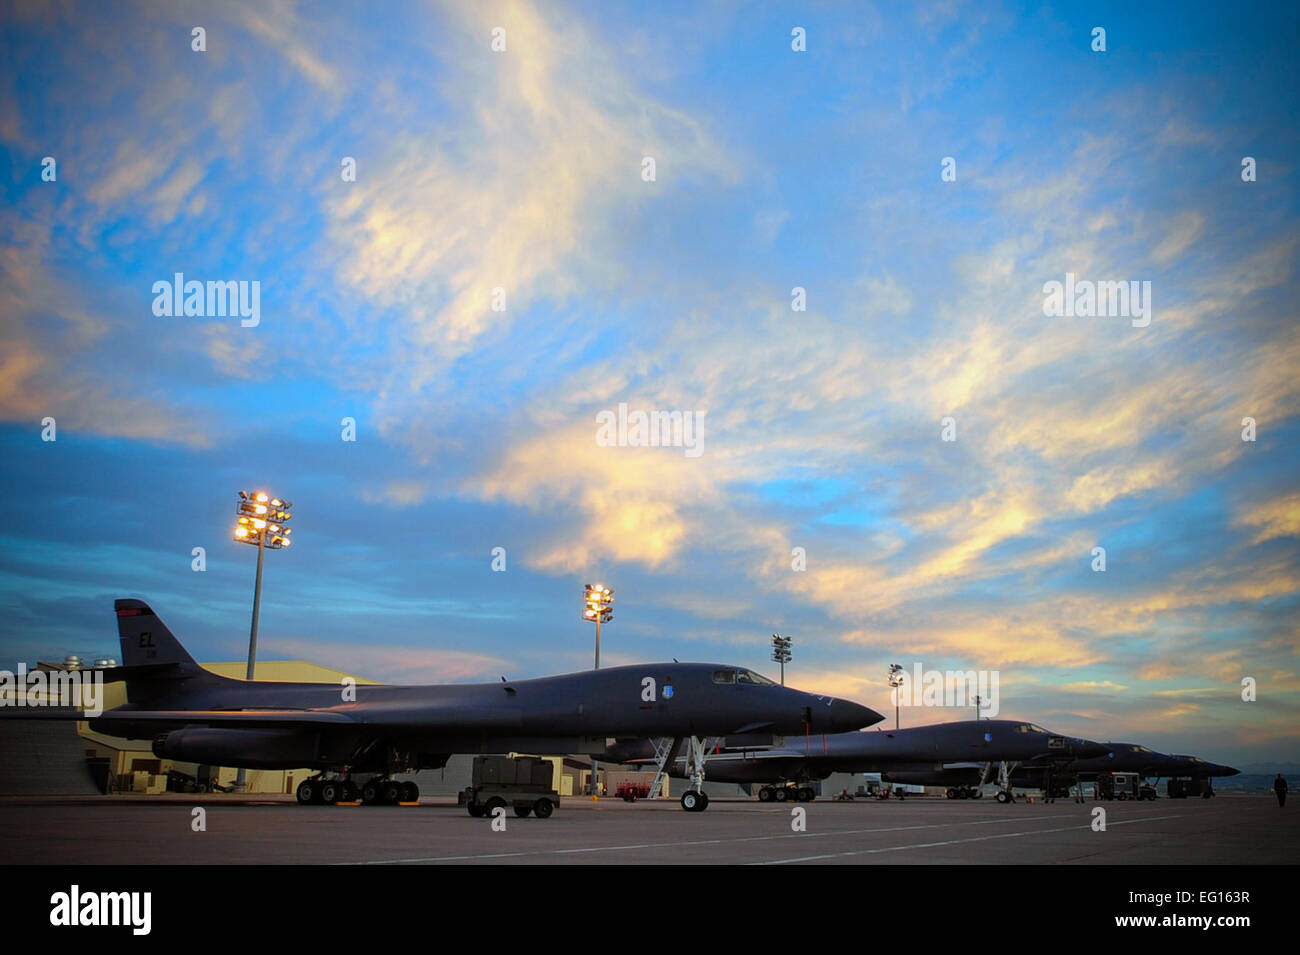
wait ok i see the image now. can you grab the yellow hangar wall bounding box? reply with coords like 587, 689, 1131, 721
79, 660, 378, 795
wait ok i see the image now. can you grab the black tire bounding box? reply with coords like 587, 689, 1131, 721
515, 805, 532, 817
467, 803, 484, 818
381, 781, 402, 805
296, 780, 317, 805
319, 781, 341, 804
680, 791, 701, 812
697, 791, 709, 810
946, 788, 956, 799
341, 780, 358, 802
533, 799, 554, 819
484, 796, 507, 817
361, 781, 380, 805
996, 790, 1010, 804
799, 787, 814, 802
774, 787, 789, 802
758, 787, 774, 802
400, 781, 418, 803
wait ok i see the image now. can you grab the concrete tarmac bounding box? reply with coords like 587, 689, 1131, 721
1, 793, 1293, 865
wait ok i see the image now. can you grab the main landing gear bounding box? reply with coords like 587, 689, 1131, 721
758, 785, 816, 802
360, 778, 419, 805
295, 775, 418, 806
296, 775, 358, 805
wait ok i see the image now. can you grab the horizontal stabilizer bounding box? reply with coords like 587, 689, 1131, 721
94, 709, 358, 728
0, 707, 86, 720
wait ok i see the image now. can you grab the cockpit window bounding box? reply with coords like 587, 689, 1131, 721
712, 669, 736, 684
1028, 724, 1050, 734
736, 669, 776, 686
1015, 724, 1030, 733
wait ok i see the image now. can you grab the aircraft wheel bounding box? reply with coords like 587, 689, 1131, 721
946, 788, 955, 799
995, 790, 1011, 804
319, 780, 341, 804
340, 780, 357, 802
758, 787, 774, 802
515, 805, 532, 817
799, 787, 815, 801
381, 780, 402, 805
680, 790, 704, 812
296, 780, 318, 805
361, 781, 381, 805
400, 781, 419, 803
533, 799, 554, 819
774, 787, 789, 802
972, 789, 982, 799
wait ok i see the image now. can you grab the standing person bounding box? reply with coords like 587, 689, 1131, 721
1274, 774, 1288, 808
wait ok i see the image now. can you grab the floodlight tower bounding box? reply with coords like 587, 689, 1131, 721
582, 583, 613, 669
233, 490, 293, 790
582, 583, 613, 795
888, 663, 905, 730
770, 633, 792, 685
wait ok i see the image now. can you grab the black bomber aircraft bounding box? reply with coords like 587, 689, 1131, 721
600, 718, 1108, 803
8, 599, 882, 812
881, 741, 1240, 799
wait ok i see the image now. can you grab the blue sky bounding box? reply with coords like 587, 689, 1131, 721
1, 1, 1297, 766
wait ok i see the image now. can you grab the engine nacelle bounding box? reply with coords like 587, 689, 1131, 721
152, 727, 323, 769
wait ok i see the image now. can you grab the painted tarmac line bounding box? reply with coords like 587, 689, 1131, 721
751, 814, 1186, 865
340, 812, 1178, 865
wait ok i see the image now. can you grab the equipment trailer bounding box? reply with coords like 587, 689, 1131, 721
461, 755, 560, 818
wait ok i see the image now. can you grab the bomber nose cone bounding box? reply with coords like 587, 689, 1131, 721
830, 699, 884, 733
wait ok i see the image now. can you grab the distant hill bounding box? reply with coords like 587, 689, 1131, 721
1240, 762, 1300, 776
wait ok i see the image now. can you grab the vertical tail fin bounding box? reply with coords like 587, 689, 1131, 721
114, 598, 200, 668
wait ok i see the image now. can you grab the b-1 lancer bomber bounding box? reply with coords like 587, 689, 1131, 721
601, 718, 1108, 803
4, 599, 881, 812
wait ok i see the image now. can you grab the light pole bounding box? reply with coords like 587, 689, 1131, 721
771, 634, 792, 685
888, 664, 905, 730
232, 490, 293, 790
583, 583, 613, 668
582, 583, 613, 795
